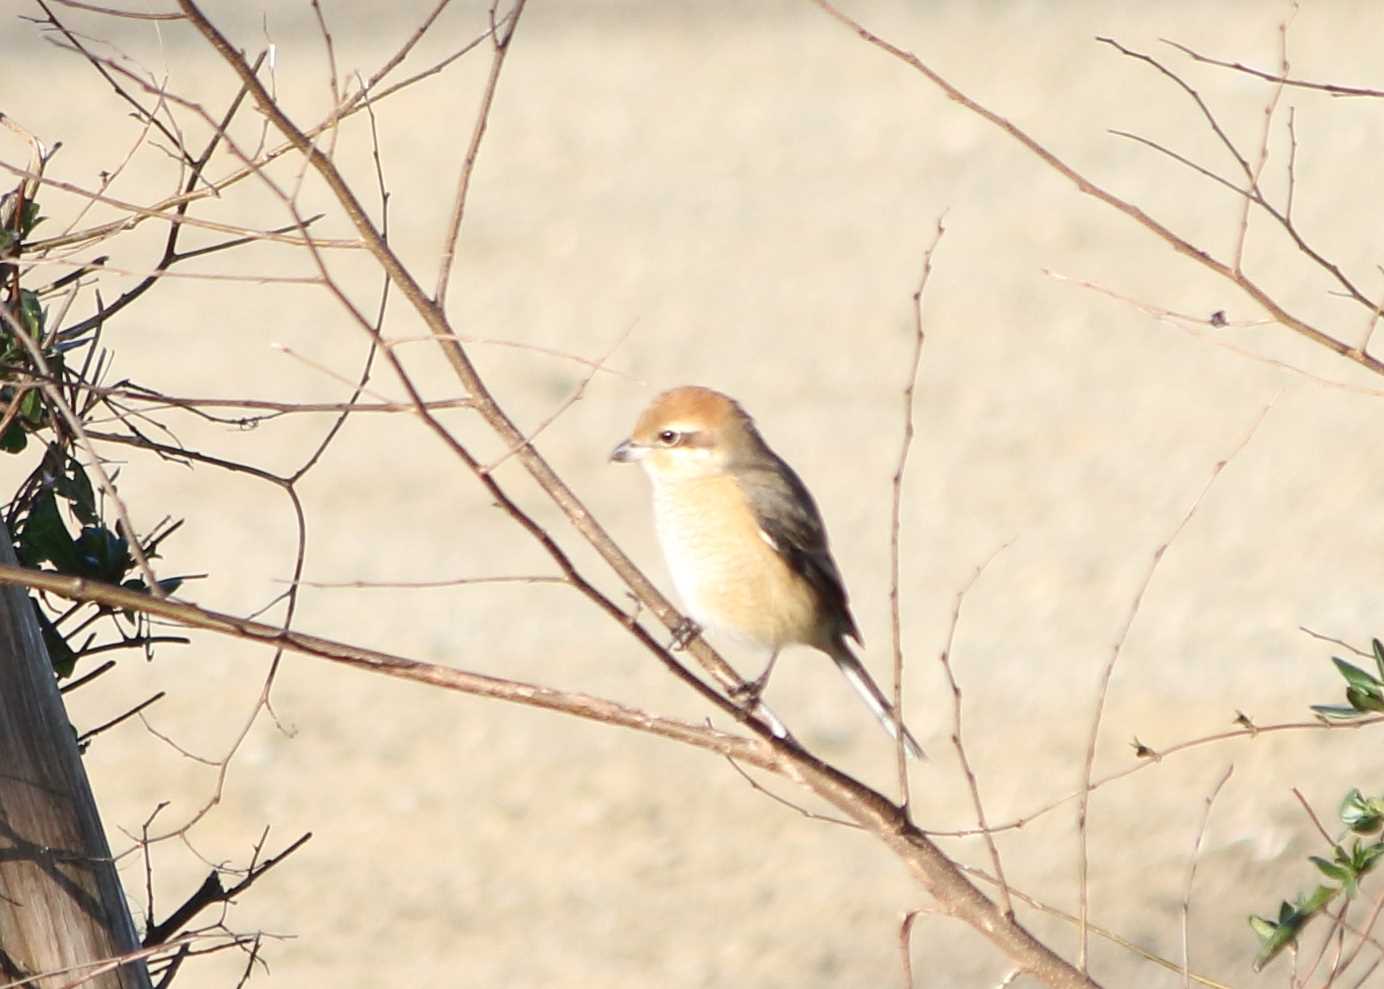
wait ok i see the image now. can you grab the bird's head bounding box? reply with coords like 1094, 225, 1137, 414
610, 385, 759, 481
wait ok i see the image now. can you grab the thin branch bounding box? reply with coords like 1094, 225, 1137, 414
721, 755, 859, 829
1042, 268, 1384, 399
48, 0, 182, 19
899, 910, 925, 988
937, 540, 1013, 920
433, 0, 527, 309
1181, 765, 1234, 988
1231, 10, 1293, 273
1077, 398, 1275, 969
890, 215, 945, 805
928, 711, 1384, 840
75, 691, 165, 746
1292, 786, 1337, 847
964, 864, 1233, 989
806, 1, 1384, 378
0, 304, 163, 593
142, 832, 311, 947
1098, 36, 1374, 316
1161, 37, 1384, 99
1095, 37, 1254, 184
480, 319, 637, 474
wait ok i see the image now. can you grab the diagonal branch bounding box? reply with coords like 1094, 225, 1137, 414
433, 0, 526, 309
807, 1, 1384, 376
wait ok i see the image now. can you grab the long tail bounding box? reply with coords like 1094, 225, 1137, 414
829, 641, 926, 760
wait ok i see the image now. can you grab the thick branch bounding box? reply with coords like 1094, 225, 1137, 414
0, 562, 1101, 988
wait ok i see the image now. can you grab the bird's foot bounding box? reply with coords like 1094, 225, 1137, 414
729, 675, 767, 706
669, 618, 701, 651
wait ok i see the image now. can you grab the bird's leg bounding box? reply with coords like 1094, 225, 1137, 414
668, 617, 701, 651
730, 649, 780, 704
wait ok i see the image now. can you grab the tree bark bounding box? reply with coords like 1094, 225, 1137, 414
0, 534, 151, 989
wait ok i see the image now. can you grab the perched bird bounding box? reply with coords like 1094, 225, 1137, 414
611, 385, 924, 759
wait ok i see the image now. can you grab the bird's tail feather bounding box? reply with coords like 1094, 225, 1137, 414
829, 642, 926, 760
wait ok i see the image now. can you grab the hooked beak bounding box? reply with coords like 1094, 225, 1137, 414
610, 438, 645, 463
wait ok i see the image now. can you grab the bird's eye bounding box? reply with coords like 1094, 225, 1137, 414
656, 429, 681, 447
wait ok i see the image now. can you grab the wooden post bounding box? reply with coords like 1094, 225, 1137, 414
0, 536, 152, 989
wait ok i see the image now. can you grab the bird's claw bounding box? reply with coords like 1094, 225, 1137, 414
729, 677, 766, 706
669, 618, 701, 651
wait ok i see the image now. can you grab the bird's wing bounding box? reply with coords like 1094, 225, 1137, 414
739, 454, 862, 645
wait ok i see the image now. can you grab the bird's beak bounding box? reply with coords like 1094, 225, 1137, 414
610, 438, 642, 463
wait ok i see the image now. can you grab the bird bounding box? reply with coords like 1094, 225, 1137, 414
611, 385, 924, 759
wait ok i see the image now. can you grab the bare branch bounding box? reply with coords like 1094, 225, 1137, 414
806, 1, 1384, 378
890, 215, 946, 804
1181, 765, 1234, 988
433, 0, 527, 308
1161, 37, 1384, 99
1077, 398, 1275, 969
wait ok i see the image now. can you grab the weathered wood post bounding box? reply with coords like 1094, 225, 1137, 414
0, 537, 151, 989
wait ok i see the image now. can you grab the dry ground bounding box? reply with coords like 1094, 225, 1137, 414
5, 1, 1384, 986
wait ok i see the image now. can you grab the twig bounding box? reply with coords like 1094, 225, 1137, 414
963, 864, 1233, 989
1181, 765, 1234, 988
48, 0, 182, 19
1232, 8, 1293, 273
1098, 36, 1374, 316
433, 0, 527, 309
1161, 37, 1384, 99
480, 318, 638, 474
722, 755, 859, 829
1292, 786, 1337, 847
1041, 269, 1384, 400
928, 711, 1384, 840
899, 910, 924, 988
57, 658, 115, 693
0, 304, 163, 593
806, 0, 1384, 378
76, 691, 165, 746
289, 574, 566, 590
142, 832, 311, 947
1077, 397, 1275, 969
936, 540, 1014, 921
890, 215, 946, 804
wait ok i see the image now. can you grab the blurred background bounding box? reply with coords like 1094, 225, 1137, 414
5, 0, 1384, 985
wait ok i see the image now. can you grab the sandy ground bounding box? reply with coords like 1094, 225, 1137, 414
6, 1, 1384, 986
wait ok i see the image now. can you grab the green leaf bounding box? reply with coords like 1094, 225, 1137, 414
55, 456, 98, 525
31, 600, 76, 678
1374, 639, 1384, 683
1251, 903, 1310, 972
16, 489, 80, 572
1310, 704, 1365, 720
1340, 789, 1384, 835
1355, 841, 1384, 874
1345, 686, 1384, 713
19, 200, 42, 237
1296, 884, 1338, 915
1332, 657, 1384, 691
0, 420, 28, 454
17, 289, 44, 337
73, 525, 131, 582
1310, 856, 1348, 882
18, 388, 44, 426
